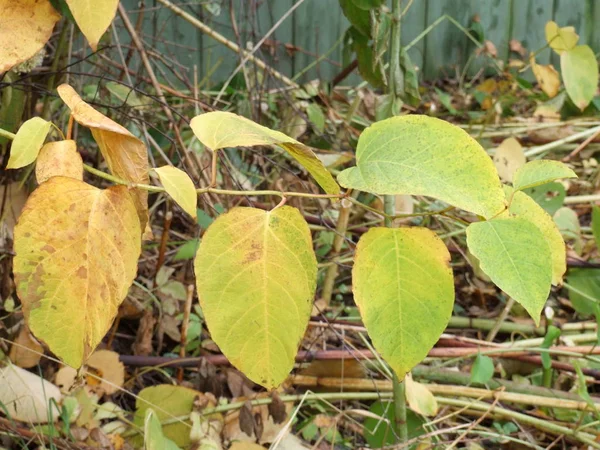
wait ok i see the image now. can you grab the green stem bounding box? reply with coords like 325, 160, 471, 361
0, 128, 16, 140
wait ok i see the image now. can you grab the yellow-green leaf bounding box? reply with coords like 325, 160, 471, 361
57, 84, 151, 237
545, 21, 579, 54
352, 227, 454, 379
337, 115, 505, 218
194, 206, 317, 388
0, 0, 60, 73
513, 160, 577, 192
7, 118, 52, 169
154, 166, 197, 219
14, 177, 141, 367
189, 111, 340, 195
35, 140, 83, 184
144, 409, 182, 450
561, 45, 599, 111
405, 373, 438, 417
134, 385, 215, 448
506, 187, 566, 285
466, 217, 552, 325
64, 0, 119, 51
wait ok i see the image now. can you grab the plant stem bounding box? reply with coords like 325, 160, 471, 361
0, 128, 16, 140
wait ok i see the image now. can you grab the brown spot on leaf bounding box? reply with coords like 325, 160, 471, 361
76, 266, 87, 278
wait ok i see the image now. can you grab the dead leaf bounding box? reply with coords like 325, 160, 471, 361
86, 350, 124, 395
0, 182, 28, 248
57, 84, 151, 238
509, 39, 526, 57
530, 55, 560, 98
493, 137, 526, 183
0, 364, 62, 423
133, 310, 155, 356
268, 391, 287, 424
9, 324, 44, 368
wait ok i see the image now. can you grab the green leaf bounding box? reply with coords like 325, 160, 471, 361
364, 401, 425, 448
154, 166, 198, 219
466, 217, 552, 325
339, 0, 371, 36
592, 206, 600, 249
306, 103, 325, 133
470, 353, 494, 384
561, 45, 599, 111
523, 182, 566, 215
143, 409, 182, 450
506, 187, 566, 285
565, 268, 600, 316
134, 385, 203, 448
352, 227, 454, 379
190, 111, 340, 195
173, 239, 199, 261
337, 115, 505, 218
350, 0, 385, 10
512, 160, 577, 192
553, 206, 581, 244
7, 117, 52, 169
194, 206, 317, 388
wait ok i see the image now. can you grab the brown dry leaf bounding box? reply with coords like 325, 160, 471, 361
509, 39, 526, 56
0, 182, 28, 247
86, 350, 124, 395
55, 366, 78, 394
36, 140, 83, 184
528, 125, 575, 145
229, 443, 266, 450
0, 0, 60, 73
9, 324, 44, 368
532, 105, 561, 122
57, 84, 151, 238
224, 396, 293, 445
493, 137, 526, 183
530, 55, 560, 98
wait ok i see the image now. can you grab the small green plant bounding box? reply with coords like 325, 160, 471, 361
4, 80, 576, 392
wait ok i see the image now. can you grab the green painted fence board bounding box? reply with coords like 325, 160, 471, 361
119, 0, 599, 86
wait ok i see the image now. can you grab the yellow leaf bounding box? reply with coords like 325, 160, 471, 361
154, 166, 197, 219
405, 373, 438, 417
64, 0, 119, 51
7, 117, 52, 169
190, 111, 340, 195
493, 138, 526, 183
14, 177, 141, 368
194, 207, 317, 389
545, 21, 579, 54
57, 84, 151, 238
0, 0, 60, 73
530, 55, 560, 98
36, 140, 83, 184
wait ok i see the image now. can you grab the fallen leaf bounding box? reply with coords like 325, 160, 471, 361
57, 84, 151, 237
530, 55, 560, 98
86, 350, 125, 396
8, 324, 44, 368
493, 137, 526, 183
0, 0, 60, 73
0, 364, 62, 423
